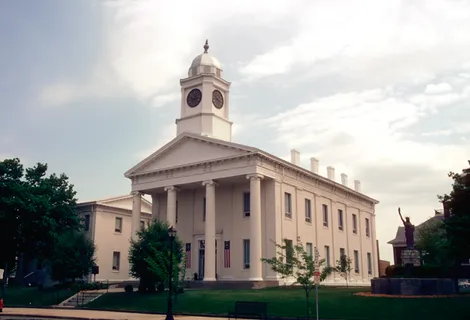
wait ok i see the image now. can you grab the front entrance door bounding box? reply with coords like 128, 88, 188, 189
198, 240, 205, 280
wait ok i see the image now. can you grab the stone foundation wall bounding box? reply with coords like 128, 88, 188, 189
371, 278, 457, 295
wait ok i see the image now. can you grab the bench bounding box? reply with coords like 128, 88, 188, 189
228, 301, 268, 320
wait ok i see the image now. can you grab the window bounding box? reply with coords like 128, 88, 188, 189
243, 192, 250, 217
112, 252, 121, 271
338, 209, 344, 230
115, 217, 122, 233
322, 204, 328, 227
140, 220, 145, 230
203, 197, 206, 221
365, 218, 370, 237
352, 214, 357, 234
176, 200, 179, 224
243, 239, 250, 269
367, 252, 372, 275
306, 243, 313, 257
305, 199, 312, 223
285, 192, 292, 218
84, 214, 90, 232
325, 245, 331, 267
340, 247, 345, 258
354, 250, 359, 273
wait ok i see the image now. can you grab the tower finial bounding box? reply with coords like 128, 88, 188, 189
203, 39, 209, 53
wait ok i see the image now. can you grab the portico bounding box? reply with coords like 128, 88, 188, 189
128, 156, 269, 282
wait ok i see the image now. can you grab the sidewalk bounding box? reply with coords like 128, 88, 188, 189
0, 308, 227, 320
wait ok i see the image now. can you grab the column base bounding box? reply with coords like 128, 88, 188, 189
249, 277, 264, 281
203, 277, 217, 282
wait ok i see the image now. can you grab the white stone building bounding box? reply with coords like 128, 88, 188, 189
77, 195, 152, 282
125, 41, 379, 286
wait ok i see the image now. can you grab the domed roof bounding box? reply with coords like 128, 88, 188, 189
188, 40, 222, 74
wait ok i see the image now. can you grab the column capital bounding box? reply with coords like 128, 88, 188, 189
202, 180, 217, 187
246, 173, 264, 181
164, 186, 179, 192
131, 191, 143, 197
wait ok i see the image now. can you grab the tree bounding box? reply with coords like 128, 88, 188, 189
415, 219, 451, 267
438, 161, 470, 265
0, 158, 81, 284
261, 239, 332, 319
129, 220, 183, 291
49, 231, 96, 283
333, 255, 352, 287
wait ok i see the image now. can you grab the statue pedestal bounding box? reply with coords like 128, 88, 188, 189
401, 249, 421, 267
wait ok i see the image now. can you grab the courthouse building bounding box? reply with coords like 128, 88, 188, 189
124, 41, 379, 286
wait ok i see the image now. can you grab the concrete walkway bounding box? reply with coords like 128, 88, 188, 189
0, 308, 227, 320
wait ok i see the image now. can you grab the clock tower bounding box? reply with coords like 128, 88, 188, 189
176, 40, 233, 141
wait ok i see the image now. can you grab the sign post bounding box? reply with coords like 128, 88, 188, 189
314, 247, 320, 320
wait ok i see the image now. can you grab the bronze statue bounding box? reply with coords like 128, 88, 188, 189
398, 207, 415, 249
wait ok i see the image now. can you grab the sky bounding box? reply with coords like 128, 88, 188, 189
1, 0, 470, 263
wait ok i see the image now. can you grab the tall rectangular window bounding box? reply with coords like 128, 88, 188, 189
325, 245, 331, 267
203, 197, 206, 221
322, 204, 328, 227
354, 250, 359, 273
365, 218, 370, 237
285, 192, 292, 218
84, 214, 90, 232
338, 209, 344, 230
306, 243, 313, 257
112, 251, 121, 271
305, 199, 312, 223
243, 239, 250, 269
340, 247, 345, 258
243, 192, 250, 217
115, 217, 122, 233
367, 252, 372, 275
176, 200, 179, 224
140, 220, 145, 230
352, 214, 358, 234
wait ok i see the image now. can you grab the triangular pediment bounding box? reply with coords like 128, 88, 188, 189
125, 133, 257, 177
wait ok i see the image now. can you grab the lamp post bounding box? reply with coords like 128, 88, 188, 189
166, 226, 177, 320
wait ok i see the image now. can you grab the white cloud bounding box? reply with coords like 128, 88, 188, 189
424, 82, 452, 94
240, 0, 470, 86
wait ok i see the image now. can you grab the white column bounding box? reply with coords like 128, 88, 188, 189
131, 191, 142, 241
203, 180, 216, 281
371, 213, 378, 277
247, 174, 264, 281
151, 194, 159, 221
164, 186, 177, 227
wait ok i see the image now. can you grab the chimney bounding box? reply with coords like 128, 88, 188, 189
327, 166, 335, 181
341, 173, 348, 186
290, 149, 300, 166
443, 200, 451, 219
310, 157, 319, 174
354, 180, 361, 192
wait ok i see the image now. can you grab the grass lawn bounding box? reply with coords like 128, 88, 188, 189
2, 286, 75, 306
87, 286, 469, 320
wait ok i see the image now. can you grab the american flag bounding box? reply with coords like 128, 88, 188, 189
185, 243, 191, 268
224, 241, 231, 268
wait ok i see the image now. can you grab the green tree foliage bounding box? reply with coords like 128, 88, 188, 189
439, 160, 470, 265
129, 220, 183, 291
261, 239, 332, 319
0, 158, 80, 275
333, 255, 352, 287
415, 219, 451, 267
50, 231, 96, 282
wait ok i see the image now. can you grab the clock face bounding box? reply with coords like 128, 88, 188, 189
212, 90, 224, 109
187, 88, 202, 108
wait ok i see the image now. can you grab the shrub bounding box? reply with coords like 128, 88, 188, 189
124, 284, 133, 293
157, 282, 165, 292
176, 286, 184, 294
147, 284, 156, 293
